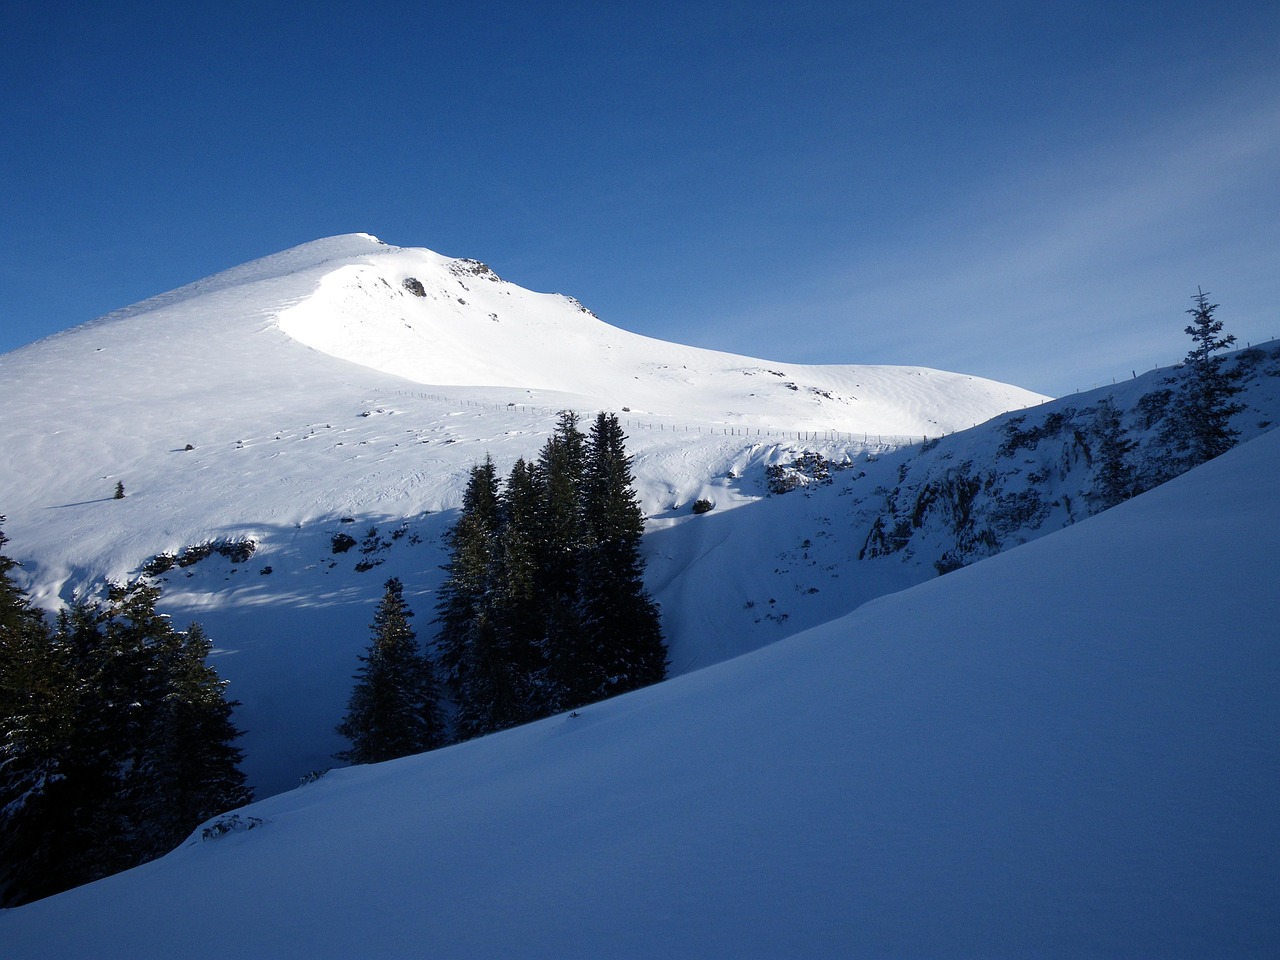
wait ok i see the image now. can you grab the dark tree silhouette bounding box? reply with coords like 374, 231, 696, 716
337, 578, 444, 764
1171, 288, 1244, 466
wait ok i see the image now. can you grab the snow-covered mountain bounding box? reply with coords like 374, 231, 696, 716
3, 235, 1278, 954
3, 380, 1276, 959
0, 234, 1046, 794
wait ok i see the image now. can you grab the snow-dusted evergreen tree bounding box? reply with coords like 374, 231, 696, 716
577, 412, 666, 706
0, 520, 68, 906
337, 577, 444, 764
492, 457, 546, 691
533, 411, 593, 710
1089, 398, 1138, 510
150, 621, 252, 846
0, 578, 250, 906
0, 621, 75, 906
458, 457, 547, 735
1164, 288, 1244, 469
435, 457, 501, 694
0, 519, 38, 636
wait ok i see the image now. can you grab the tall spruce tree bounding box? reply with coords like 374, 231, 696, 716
0, 520, 69, 905
460, 457, 548, 734
1173, 288, 1244, 466
492, 457, 545, 687
337, 577, 444, 764
150, 621, 252, 849
0, 612, 79, 907
1090, 398, 1138, 510
435, 457, 501, 694
577, 412, 667, 705
534, 411, 593, 710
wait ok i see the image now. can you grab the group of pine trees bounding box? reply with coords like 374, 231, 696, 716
0, 523, 251, 906
336, 410, 666, 762
1090, 288, 1244, 508
0, 410, 663, 904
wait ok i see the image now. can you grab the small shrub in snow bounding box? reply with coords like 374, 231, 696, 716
215, 539, 257, 564
766, 464, 803, 495
201, 815, 265, 841
331, 533, 357, 554
768, 452, 846, 495
142, 553, 177, 576
691, 499, 714, 514
177, 543, 214, 567
360, 526, 391, 555
934, 552, 965, 575
144, 539, 257, 576
1235, 346, 1266, 369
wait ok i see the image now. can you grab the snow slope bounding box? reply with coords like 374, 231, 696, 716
0, 235, 1046, 794
3, 404, 1275, 959
273, 238, 1040, 432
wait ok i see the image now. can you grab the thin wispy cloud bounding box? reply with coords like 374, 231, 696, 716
761, 80, 1280, 395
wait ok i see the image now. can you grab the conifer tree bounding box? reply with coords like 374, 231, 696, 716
0, 520, 70, 905
451, 611, 532, 740
337, 577, 444, 764
476, 457, 548, 726
534, 411, 588, 590
1173, 288, 1244, 466
0, 519, 39, 637
435, 457, 501, 693
1090, 398, 1138, 510
0, 576, 250, 905
492, 457, 544, 681
534, 412, 592, 710
150, 621, 252, 849
0, 619, 81, 906
0, 519, 56, 784
577, 412, 667, 705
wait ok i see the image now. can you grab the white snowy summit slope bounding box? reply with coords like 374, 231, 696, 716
3, 403, 1276, 959
269, 235, 1041, 431
0, 234, 1045, 794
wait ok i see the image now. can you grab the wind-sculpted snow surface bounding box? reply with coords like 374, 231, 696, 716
0, 235, 1046, 794
4, 414, 1276, 959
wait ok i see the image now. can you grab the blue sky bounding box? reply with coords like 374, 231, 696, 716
3, 1, 1277, 397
